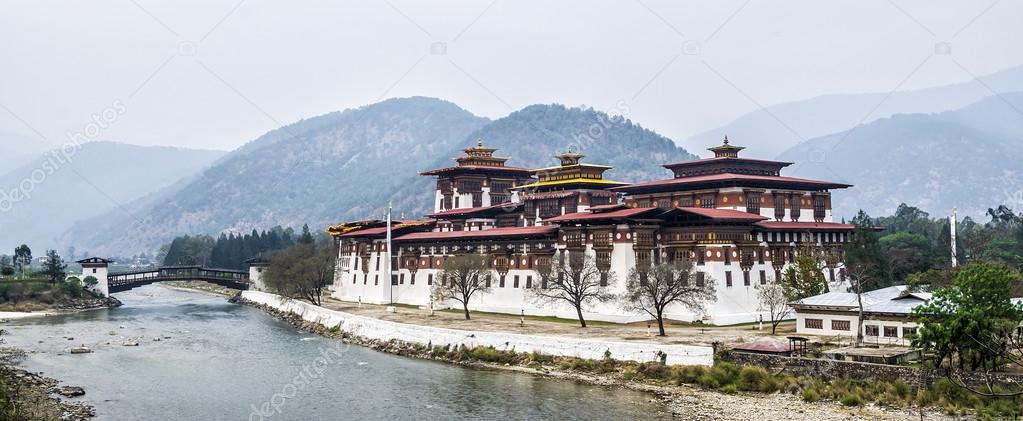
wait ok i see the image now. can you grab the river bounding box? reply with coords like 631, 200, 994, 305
2, 286, 669, 420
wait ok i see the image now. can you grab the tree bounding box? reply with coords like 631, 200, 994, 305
13, 244, 31, 278
431, 254, 492, 320
298, 224, 315, 245
0, 255, 13, 277
781, 254, 828, 300
529, 252, 615, 327
82, 275, 99, 292
755, 280, 792, 335
40, 250, 66, 284
263, 238, 336, 306
845, 210, 888, 346
912, 262, 1023, 396
621, 258, 716, 336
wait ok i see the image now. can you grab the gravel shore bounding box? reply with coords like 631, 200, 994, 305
0, 363, 95, 420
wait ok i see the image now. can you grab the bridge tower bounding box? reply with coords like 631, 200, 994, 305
245, 257, 271, 292
77, 257, 112, 297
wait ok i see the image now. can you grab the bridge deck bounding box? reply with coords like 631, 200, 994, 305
108, 265, 251, 293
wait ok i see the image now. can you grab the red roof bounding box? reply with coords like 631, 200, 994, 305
396, 226, 558, 241
731, 340, 793, 354
420, 165, 533, 176
587, 203, 628, 212
544, 207, 662, 223
664, 207, 770, 222
611, 172, 852, 192
427, 203, 521, 218
663, 156, 793, 169
338, 220, 435, 238
754, 221, 855, 231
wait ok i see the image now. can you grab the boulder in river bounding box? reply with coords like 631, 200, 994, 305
70, 346, 92, 354
123, 341, 139, 347
57, 386, 86, 397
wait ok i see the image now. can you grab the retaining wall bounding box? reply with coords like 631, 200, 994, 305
242, 291, 713, 366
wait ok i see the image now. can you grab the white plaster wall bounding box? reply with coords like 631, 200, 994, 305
243, 290, 713, 366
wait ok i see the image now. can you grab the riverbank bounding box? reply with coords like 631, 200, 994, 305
160, 281, 239, 297
0, 361, 95, 420
237, 295, 959, 420
0, 297, 122, 322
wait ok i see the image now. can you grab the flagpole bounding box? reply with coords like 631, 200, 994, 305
386, 201, 393, 304
950, 207, 958, 268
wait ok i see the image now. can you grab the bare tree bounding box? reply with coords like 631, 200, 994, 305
430, 254, 492, 320
755, 280, 792, 335
263, 237, 336, 306
529, 251, 615, 327
621, 258, 716, 336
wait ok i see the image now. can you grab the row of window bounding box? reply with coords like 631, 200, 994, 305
802, 319, 917, 338
722, 270, 770, 287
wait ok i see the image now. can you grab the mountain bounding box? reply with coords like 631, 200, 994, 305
64, 98, 698, 256
0, 131, 47, 173
0, 141, 225, 253
778, 92, 1023, 219
687, 65, 1023, 158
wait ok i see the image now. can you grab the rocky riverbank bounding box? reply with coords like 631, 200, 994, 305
56, 296, 122, 311
236, 297, 960, 420
0, 363, 95, 420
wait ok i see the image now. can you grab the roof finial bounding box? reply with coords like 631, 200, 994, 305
723, 135, 729, 145
476, 138, 483, 147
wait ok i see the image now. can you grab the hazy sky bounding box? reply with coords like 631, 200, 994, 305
1, 0, 1021, 154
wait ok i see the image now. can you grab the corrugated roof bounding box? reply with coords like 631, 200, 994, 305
543, 207, 661, 223
395, 225, 558, 241
754, 221, 856, 231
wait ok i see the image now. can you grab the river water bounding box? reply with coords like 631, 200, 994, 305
3, 286, 669, 420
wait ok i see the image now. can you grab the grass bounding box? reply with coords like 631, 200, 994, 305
408, 342, 1023, 419
437, 308, 618, 326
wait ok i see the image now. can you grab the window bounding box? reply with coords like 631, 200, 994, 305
513, 275, 520, 288
743, 271, 750, 286
374, 274, 379, 286
697, 248, 705, 266
746, 193, 760, 215
410, 273, 415, 285
92, 268, 97, 274
391, 274, 398, 286
655, 197, 671, 209
526, 276, 533, 289
375, 255, 380, 271
499, 275, 506, 288
427, 274, 433, 285
814, 196, 826, 221
790, 195, 801, 221
399, 273, 405, 285
759, 270, 767, 285
832, 320, 850, 331
804, 318, 823, 329
679, 196, 694, 207
696, 272, 705, 287
774, 195, 785, 220
865, 325, 879, 337
352, 274, 357, 284
723, 247, 731, 265
700, 194, 715, 208
903, 327, 917, 337
538, 199, 560, 218
725, 271, 733, 287
884, 326, 898, 338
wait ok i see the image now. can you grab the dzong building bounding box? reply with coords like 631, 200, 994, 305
329, 138, 853, 324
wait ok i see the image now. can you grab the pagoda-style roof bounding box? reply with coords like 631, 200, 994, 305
513, 151, 625, 191
611, 172, 852, 194
395, 225, 558, 242
76, 257, 113, 265
420, 139, 533, 177
336, 220, 436, 239
662, 137, 794, 178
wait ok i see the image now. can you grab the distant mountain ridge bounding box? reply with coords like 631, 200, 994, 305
64, 98, 699, 255
0, 141, 225, 252
687, 65, 1023, 158
778, 91, 1023, 219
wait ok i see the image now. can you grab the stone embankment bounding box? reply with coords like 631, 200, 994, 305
0, 364, 95, 420
238, 291, 713, 366
56, 296, 122, 311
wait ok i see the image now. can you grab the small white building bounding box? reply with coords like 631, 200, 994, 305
790, 285, 930, 346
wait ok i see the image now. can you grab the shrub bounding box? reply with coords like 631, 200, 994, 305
840, 393, 864, 407
802, 388, 820, 402
736, 366, 776, 393
720, 384, 737, 394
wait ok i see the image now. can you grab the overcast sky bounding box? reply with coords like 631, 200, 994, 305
1, 0, 1021, 154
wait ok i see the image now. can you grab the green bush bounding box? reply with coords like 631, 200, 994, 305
840, 393, 865, 407
720, 384, 737, 394
801, 388, 820, 402
736, 366, 777, 392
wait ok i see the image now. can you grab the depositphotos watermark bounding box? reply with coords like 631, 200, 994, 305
0, 99, 127, 213
248, 339, 351, 421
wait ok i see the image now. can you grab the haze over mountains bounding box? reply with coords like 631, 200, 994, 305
688, 65, 1023, 159
63, 98, 698, 255
780, 92, 1023, 220
0, 142, 225, 252
5, 63, 1021, 258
